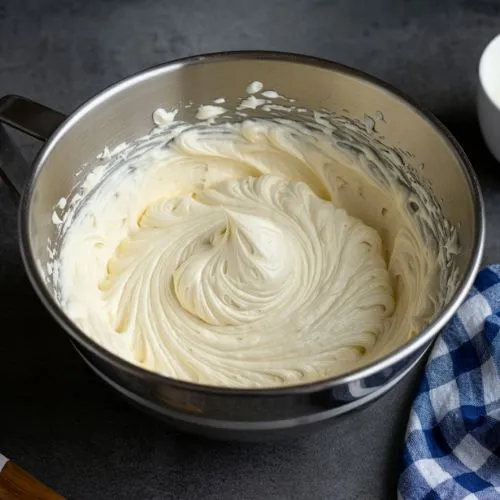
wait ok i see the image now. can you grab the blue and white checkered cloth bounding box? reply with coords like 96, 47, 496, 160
398, 266, 500, 499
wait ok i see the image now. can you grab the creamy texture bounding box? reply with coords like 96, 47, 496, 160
195, 105, 226, 120
246, 81, 264, 94
152, 108, 178, 126
56, 116, 458, 388
238, 96, 267, 110
261, 90, 282, 99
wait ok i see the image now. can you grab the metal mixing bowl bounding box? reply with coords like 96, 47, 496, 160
0, 52, 484, 440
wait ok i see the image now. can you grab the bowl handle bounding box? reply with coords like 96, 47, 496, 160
0, 95, 67, 197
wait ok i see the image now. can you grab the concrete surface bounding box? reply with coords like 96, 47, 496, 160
1, 0, 499, 498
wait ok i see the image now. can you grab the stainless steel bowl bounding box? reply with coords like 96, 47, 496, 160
0, 52, 484, 440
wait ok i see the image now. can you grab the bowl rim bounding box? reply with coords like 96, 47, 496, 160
19, 50, 485, 396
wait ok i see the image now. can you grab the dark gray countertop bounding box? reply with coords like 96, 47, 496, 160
1, 1, 499, 498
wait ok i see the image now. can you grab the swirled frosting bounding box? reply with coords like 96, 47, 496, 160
58, 118, 454, 387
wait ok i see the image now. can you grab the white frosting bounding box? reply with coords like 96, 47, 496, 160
261, 90, 282, 99
238, 96, 267, 110
195, 105, 226, 120
246, 81, 263, 94
52, 212, 63, 225
56, 116, 457, 388
57, 197, 67, 210
262, 103, 294, 113
152, 108, 178, 126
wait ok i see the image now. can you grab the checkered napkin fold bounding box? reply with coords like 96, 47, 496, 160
398, 265, 500, 499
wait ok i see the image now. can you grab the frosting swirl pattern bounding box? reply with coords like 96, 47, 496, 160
58, 118, 448, 387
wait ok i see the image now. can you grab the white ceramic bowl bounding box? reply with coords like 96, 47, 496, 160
478, 34, 500, 162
